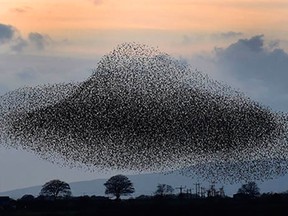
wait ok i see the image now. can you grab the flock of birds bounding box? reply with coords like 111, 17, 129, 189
1, 43, 288, 182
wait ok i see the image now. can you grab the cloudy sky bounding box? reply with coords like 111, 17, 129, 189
1, 0, 288, 193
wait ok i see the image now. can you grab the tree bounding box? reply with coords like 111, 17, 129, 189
40, 179, 72, 199
237, 181, 260, 197
154, 184, 174, 196
104, 175, 135, 200
20, 194, 35, 201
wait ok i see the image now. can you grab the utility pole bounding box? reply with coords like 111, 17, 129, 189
194, 183, 201, 197
200, 187, 206, 198
186, 188, 192, 199
219, 186, 225, 197
176, 185, 186, 195
208, 181, 216, 197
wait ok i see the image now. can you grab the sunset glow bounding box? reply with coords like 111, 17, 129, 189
2, 0, 288, 36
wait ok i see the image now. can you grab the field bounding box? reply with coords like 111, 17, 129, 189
2, 195, 288, 216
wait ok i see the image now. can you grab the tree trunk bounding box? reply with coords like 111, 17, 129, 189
116, 194, 121, 201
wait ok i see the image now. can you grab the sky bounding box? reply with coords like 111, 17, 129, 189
1, 0, 288, 194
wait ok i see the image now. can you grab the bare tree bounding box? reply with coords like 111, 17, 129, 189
40, 179, 71, 199
104, 175, 135, 200
237, 181, 260, 197
154, 184, 174, 196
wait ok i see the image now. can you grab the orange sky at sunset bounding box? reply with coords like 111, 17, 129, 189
2, 0, 288, 37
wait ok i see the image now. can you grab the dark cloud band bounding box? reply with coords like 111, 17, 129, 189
0, 23, 15, 44
0, 23, 51, 52
213, 35, 288, 111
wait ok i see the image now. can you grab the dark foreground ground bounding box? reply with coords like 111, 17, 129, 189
1, 195, 288, 216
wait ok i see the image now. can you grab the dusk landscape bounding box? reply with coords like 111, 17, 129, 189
1, 0, 288, 215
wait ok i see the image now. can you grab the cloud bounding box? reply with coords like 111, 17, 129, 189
11, 7, 29, 13
268, 40, 280, 50
180, 31, 243, 46
217, 35, 265, 54
215, 35, 288, 84
205, 35, 288, 111
0, 24, 15, 44
94, 0, 102, 4
28, 32, 51, 51
10, 37, 28, 52
89, 0, 102, 5
0, 23, 53, 53
212, 31, 243, 40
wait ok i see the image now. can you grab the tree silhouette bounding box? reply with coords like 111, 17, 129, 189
40, 179, 71, 199
154, 184, 174, 196
104, 175, 135, 200
20, 194, 35, 201
237, 181, 260, 197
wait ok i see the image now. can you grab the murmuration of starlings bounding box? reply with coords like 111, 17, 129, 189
1, 43, 287, 182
